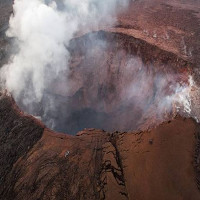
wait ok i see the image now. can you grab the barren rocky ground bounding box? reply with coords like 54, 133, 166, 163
1, 93, 200, 200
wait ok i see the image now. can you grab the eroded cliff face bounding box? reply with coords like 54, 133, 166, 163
10, 0, 200, 134
17, 30, 193, 134
0, 93, 200, 200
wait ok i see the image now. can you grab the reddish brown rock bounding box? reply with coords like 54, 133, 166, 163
0, 94, 200, 200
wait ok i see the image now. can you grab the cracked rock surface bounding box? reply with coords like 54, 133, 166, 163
1, 94, 200, 200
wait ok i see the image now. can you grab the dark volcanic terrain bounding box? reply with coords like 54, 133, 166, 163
0, 0, 12, 68
1, 0, 200, 199
1, 93, 200, 200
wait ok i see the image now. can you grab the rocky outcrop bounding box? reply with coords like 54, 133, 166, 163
0, 93, 44, 198
0, 94, 200, 200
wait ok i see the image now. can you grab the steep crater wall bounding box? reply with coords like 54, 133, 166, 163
17, 31, 193, 134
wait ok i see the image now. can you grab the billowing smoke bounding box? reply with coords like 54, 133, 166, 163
0, 0, 127, 102
31, 29, 196, 134
0, 0, 128, 128
0, 0, 198, 134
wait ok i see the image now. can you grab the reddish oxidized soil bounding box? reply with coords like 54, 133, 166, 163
1, 94, 200, 200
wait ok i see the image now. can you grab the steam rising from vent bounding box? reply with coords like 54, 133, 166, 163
0, 0, 127, 103
0, 0, 199, 134
173, 75, 194, 114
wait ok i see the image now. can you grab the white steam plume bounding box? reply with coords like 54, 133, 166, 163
0, 0, 127, 107
1, 0, 199, 133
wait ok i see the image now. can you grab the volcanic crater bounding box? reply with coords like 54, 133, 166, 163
1, 0, 200, 200
17, 30, 192, 134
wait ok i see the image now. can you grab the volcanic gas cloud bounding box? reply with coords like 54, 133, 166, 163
0, 0, 198, 134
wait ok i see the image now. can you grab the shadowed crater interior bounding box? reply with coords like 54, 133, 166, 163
17, 31, 191, 134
